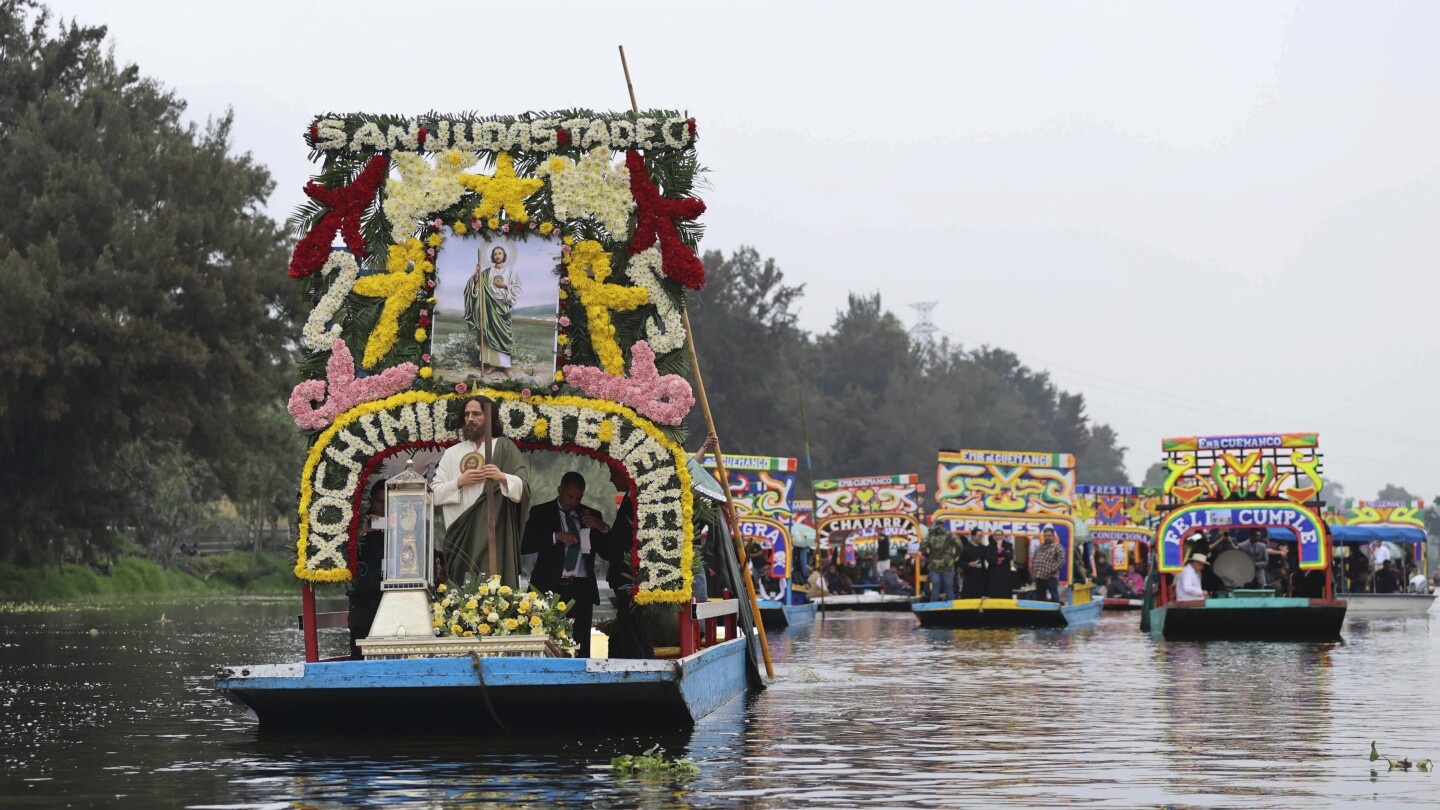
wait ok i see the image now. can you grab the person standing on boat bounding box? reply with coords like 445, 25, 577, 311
597, 466, 654, 659
987, 531, 1015, 598
959, 528, 989, 599
875, 533, 893, 578
1176, 553, 1210, 602
1030, 526, 1065, 603
1240, 530, 1271, 587
433, 397, 531, 588
347, 478, 386, 660
523, 471, 610, 658
921, 522, 959, 601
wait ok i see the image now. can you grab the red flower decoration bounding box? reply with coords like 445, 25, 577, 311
625, 150, 707, 289
308, 125, 318, 145
418, 316, 431, 328
686, 118, 697, 138
557, 128, 570, 146
417, 128, 428, 147
288, 154, 389, 279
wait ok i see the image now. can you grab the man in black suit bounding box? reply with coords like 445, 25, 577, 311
522, 471, 609, 658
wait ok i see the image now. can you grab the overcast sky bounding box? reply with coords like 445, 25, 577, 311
50, 0, 1440, 499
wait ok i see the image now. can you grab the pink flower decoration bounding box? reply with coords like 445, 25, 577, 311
551, 384, 560, 392
426, 280, 437, 290
455, 382, 468, 394
561, 244, 572, 254
529, 222, 537, 230
287, 339, 418, 431
563, 341, 695, 425
422, 353, 431, 362
520, 388, 532, 398
558, 316, 571, 327
501, 224, 510, 234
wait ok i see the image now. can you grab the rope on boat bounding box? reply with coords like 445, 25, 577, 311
469, 651, 510, 732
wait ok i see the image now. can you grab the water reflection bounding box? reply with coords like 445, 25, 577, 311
4, 601, 1440, 806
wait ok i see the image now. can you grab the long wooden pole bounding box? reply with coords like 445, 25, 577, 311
798, 391, 823, 617
619, 45, 774, 679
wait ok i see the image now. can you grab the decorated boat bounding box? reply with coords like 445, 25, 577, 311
813, 474, 925, 609
215, 104, 768, 732
1144, 432, 1346, 641
1329, 499, 1435, 619
914, 449, 1102, 629
702, 454, 817, 630
1075, 485, 1160, 611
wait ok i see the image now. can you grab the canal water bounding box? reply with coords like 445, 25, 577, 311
2, 599, 1436, 807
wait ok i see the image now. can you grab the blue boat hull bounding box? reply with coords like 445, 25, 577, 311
216, 637, 749, 733
912, 597, 1103, 629
758, 600, 818, 630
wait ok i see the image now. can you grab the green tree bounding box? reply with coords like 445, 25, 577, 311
0, 1, 297, 565
1142, 462, 1168, 488
1377, 484, 1418, 502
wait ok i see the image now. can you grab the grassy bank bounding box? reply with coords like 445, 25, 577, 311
0, 552, 299, 602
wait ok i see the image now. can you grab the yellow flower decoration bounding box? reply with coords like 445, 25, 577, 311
353, 239, 430, 368
463, 630, 474, 637
557, 334, 569, 347
426, 233, 443, 247
534, 417, 549, 439
539, 222, 555, 236
478, 623, 491, 635
555, 601, 566, 612
517, 600, 530, 613
504, 618, 519, 631
466, 598, 478, 610
553, 371, 564, 382
415, 328, 427, 341
530, 615, 543, 627
432, 619, 442, 628
450, 623, 463, 635
597, 419, 614, 443
499, 585, 512, 596
419, 367, 433, 378
487, 217, 500, 230
567, 240, 648, 374
436, 583, 447, 593
459, 152, 543, 224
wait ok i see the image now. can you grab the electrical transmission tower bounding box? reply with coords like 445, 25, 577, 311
909, 301, 940, 344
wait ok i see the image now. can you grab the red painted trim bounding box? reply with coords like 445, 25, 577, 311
302, 583, 319, 663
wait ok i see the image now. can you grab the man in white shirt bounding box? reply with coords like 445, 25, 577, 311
1370, 541, 1392, 568
1176, 553, 1209, 602
433, 397, 530, 587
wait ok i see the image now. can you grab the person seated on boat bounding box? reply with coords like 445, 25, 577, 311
855, 553, 879, 586
1293, 566, 1326, 599
1408, 563, 1429, 594
824, 562, 851, 595
346, 477, 386, 660
522, 471, 611, 659
959, 529, 989, 598
881, 565, 914, 596
1176, 553, 1210, 602
1375, 559, 1403, 594
986, 531, 1015, 598
434, 396, 532, 588
808, 565, 830, 596
1105, 570, 1135, 600
1029, 526, 1065, 603
1124, 563, 1146, 597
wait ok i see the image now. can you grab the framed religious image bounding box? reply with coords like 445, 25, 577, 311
431, 232, 560, 386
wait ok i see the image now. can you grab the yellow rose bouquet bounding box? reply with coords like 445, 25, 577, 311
431, 576, 578, 654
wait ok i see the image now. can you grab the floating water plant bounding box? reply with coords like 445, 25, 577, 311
1371, 741, 1432, 772
610, 745, 699, 780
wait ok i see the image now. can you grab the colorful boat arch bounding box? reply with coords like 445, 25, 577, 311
735, 515, 794, 581
813, 474, 923, 556
1090, 527, 1155, 571
1158, 500, 1328, 574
